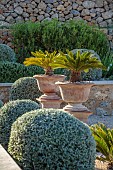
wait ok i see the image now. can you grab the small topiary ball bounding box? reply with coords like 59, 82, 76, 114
0, 99, 40, 149
8, 109, 96, 170
0, 44, 16, 62
9, 77, 42, 101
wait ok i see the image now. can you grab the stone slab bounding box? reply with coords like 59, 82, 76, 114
0, 145, 21, 170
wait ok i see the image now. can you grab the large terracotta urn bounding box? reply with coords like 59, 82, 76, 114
56, 82, 94, 123
33, 75, 65, 108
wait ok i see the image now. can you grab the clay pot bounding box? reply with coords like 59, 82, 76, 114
56, 81, 94, 123
33, 75, 65, 108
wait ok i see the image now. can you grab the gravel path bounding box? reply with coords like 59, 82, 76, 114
88, 114, 113, 129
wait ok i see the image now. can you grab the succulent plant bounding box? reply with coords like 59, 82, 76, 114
8, 109, 96, 170
0, 99, 40, 149
0, 44, 16, 62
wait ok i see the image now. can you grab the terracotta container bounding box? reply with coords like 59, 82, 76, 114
56, 81, 94, 123
33, 75, 65, 108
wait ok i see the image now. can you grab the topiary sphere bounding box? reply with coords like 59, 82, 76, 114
0, 99, 40, 149
0, 44, 16, 62
9, 77, 42, 101
8, 109, 96, 170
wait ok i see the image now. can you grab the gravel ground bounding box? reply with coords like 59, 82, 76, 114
88, 114, 113, 129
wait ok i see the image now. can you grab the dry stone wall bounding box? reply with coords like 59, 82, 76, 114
0, 0, 113, 50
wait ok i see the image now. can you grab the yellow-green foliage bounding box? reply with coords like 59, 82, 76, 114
90, 123, 113, 163
24, 50, 59, 75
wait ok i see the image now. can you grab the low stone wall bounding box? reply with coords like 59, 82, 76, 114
0, 83, 13, 104
1, 81, 113, 116
85, 81, 113, 116
0, 0, 113, 50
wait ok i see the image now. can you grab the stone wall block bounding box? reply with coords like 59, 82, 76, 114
38, 1, 46, 10
82, 1, 95, 8
102, 11, 113, 19
14, 6, 23, 15
95, 0, 104, 7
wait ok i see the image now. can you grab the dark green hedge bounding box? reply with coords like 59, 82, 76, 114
11, 19, 109, 63
0, 62, 44, 83
0, 62, 69, 83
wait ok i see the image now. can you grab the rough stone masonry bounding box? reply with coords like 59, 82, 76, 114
0, 0, 113, 50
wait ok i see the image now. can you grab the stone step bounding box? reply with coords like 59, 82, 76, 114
0, 144, 21, 170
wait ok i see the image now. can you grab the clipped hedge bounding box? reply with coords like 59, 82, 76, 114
0, 61, 44, 83
8, 109, 96, 170
9, 77, 42, 101
11, 19, 109, 63
0, 99, 40, 149
0, 61, 69, 83
0, 44, 16, 62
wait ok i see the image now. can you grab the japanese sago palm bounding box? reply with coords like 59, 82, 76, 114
90, 123, 113, 169
54, 50, 106, 82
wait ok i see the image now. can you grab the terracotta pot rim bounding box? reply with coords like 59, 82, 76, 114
33, 74, 66, 78
55, 81, 94, 86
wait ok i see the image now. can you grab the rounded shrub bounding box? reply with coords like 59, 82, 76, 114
0, 61, 44, 83
0, 99, 40, 149
11, 19, 109, 63
0, 44, 16, 62
8, 109, 96, 170
9, 77, 42, 101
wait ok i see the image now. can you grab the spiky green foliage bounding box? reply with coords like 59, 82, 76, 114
54, 50, 106, 82
24, 50, 60, 75
90, 123, 113, 164
8, 109, 96, 170
0, 44, 16, 62
9, 77, 42, 101
0, 99, 39, 149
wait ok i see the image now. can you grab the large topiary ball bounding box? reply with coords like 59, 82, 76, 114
0, 99, 40, 149
0, 44, 16, 62
8, 109, 96, 170
9, 77, 42, 101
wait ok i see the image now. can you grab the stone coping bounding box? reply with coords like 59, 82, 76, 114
92, 80, 113, 85
0, 81, 113, 86
0, 83, 13, 86
0, 144, 21, 170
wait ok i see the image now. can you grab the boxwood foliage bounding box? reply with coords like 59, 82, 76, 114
0, 44, 16, 62
0, 61, 44, 83
0, 61, 68, 83
0, 99, 40, 149
9, 77, 42, 102
8, 109, 96, 170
